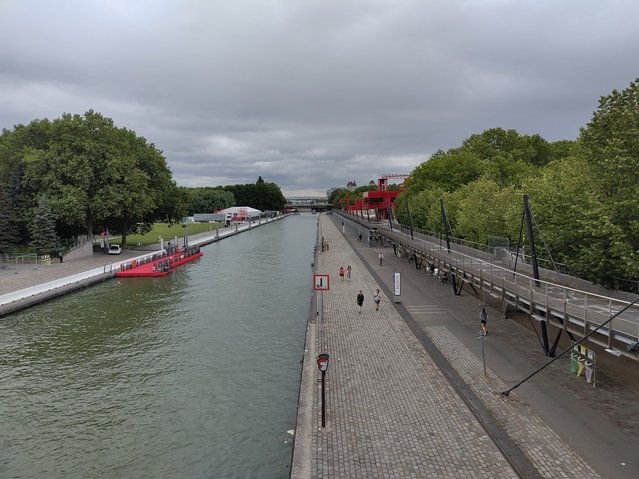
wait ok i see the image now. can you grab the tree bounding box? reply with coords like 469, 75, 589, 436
453, 178, 520, 244
406, 149, 484, 194
522, 156, 605, 280
185, 187, 235, 215
29, 195, 58, 255
461, 128, 551, 167
224, 179, 286, 211
0, 188, 18, 253
396, 187, 450, 233
15, 111, 182, 249
577, 78, 639, 283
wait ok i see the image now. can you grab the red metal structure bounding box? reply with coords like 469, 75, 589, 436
345, 174, 408, 219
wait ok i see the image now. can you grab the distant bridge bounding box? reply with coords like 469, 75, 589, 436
286, 196, 328, 204
285, 196, 332, 212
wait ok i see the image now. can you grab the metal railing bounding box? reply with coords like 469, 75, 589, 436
0, 253, 42, 272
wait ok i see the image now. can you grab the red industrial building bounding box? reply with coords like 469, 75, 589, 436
342, 174, 408, 220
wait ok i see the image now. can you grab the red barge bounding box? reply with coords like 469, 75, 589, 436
116, 245, 203, 278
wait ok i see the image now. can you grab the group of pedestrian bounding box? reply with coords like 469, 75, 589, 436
338, 265, 352, 281
337, 263, 382, 313
356, 288, 382, 313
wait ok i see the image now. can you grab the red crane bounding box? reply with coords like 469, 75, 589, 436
345, 174, 408, 220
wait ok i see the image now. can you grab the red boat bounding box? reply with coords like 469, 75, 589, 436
116, 245, 203, 277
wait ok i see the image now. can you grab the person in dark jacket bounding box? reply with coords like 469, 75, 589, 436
356, 290, 364, 313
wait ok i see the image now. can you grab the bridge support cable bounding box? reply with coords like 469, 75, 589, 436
549, 318, 579, 357
522, 195, 551, 355
404, 195, 414, 240
501, 296, 639, 397
455, 272, 477, 296
549, 329, 563, 357
454, 273, 465, 295
513, 208, 525, 276
440, 199, 460, 295
386, 206, 394, 231
527, 315, 546, 351
523, 195, 541, 286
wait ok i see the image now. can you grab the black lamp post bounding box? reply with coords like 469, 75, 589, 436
317, 353, 329, 427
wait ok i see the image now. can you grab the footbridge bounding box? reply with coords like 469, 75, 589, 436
336, 210, 639, 361
285, 196, 331, 212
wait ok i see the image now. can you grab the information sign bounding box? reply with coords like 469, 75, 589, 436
313, 274, 330, 291
393, 272, 401, 296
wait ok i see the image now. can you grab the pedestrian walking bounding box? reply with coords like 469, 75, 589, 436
58, 251, 63, 263
358, 233, 362, 242
346, 265, 352, 281
480, 307, 488, 336
378, 252, 384, 266
374, 289, 381, 311
356, 290, 364, 313
339, 265, 345, 281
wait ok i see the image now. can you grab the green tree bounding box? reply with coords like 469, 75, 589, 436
453, 178, 520, 244
185, 187, 235, 215
577, 78, 639, 283
406, 149, 484, 195
0, 188, 18, 253
396, 187, 449, 233
522, 156, 603, 279
29, 195, 58, 255
461, 128, 551, 167
16, 111, 182, 249
224, 179, 286, 211
547, 139, 576, 163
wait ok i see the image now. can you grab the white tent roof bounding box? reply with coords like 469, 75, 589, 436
219, 206, 262, 214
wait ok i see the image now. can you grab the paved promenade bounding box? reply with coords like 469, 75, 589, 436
292, 213, 639, 478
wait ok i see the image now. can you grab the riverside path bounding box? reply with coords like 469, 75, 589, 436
291, 212, 638, 478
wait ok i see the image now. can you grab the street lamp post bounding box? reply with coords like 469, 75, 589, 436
317, 354, 330, 427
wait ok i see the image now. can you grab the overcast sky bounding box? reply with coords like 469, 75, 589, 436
1, 1, 637, 196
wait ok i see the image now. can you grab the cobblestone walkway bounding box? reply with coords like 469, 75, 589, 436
304, 215, 519, 478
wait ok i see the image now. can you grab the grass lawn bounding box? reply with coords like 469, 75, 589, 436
121, 223, 221, 246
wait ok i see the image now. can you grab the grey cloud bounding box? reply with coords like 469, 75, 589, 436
1, 0, 638, 195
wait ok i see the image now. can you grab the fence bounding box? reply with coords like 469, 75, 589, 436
0, 254, 42, 272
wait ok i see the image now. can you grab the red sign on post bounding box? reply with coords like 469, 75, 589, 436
313, 274, 330, 291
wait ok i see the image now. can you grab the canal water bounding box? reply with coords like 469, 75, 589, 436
0, 214, 318, 479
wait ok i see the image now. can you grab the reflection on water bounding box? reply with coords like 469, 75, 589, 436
0, 214, 317, 479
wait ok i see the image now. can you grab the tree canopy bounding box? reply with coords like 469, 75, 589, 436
0, 110, 185, 248
184, 187, 235, 215
224, 178, 286, 211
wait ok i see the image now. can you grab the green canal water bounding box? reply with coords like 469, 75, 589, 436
0, 214, 318, 479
